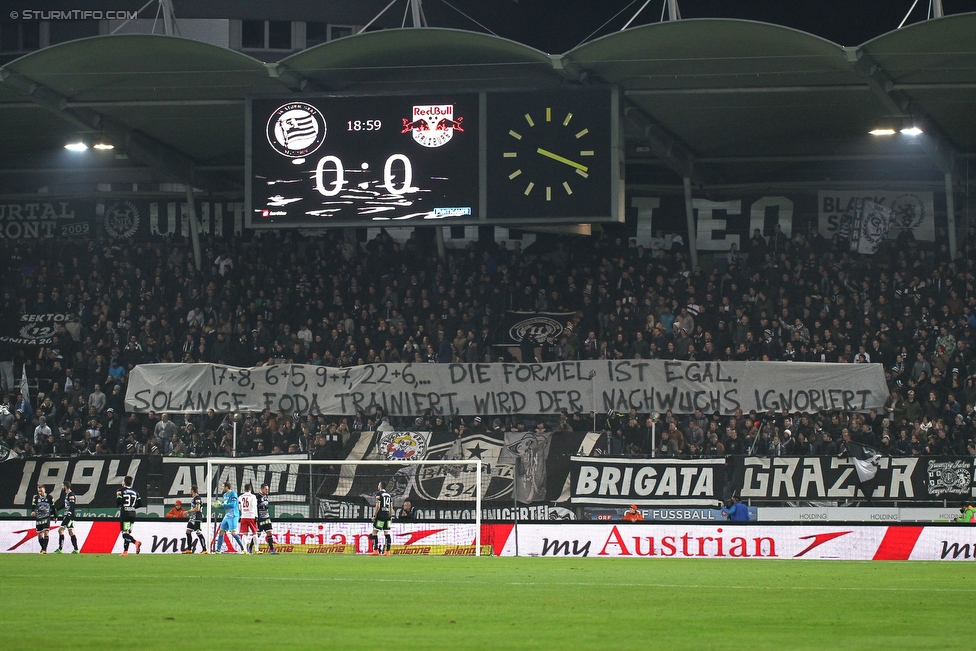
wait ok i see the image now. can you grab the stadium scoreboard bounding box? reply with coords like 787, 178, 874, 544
246, 88, 622, 228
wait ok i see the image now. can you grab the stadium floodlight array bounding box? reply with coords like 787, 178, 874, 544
205, 458, 483, 556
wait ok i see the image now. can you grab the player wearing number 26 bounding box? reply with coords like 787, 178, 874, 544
239, 484, 258, 554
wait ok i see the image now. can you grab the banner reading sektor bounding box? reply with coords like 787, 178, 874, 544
125, 361, 888, 417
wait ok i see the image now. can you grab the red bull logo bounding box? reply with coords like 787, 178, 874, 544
402, 104, 462, 148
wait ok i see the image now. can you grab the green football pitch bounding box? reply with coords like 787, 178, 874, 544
2, 555, 972, 650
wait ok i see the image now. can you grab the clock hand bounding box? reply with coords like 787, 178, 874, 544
535, 148, 589, 173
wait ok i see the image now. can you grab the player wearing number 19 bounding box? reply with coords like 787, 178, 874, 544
369, 481, 393, 556
117, 476, 143, 556
30, 484, 55, 554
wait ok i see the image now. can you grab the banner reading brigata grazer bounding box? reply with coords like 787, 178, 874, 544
570, 457, 727, 506
736, 456, 976, 500
0, 456, 145, 509
125, 361, 888, 416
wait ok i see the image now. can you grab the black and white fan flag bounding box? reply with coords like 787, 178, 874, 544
849, 199, 895, 255
498, 311, 576, 346
846, 441, 882, 483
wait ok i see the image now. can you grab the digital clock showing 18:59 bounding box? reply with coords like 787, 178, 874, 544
248, 94, 480, 227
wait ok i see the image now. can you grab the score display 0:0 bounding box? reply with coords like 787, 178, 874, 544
347, 119, 381, 131
314, 154, 414, 197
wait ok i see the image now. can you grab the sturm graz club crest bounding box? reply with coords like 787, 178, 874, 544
413, 434, 514, 502
266, 102, 327, 158
859, 202, 892, 249
509, 316, 563, 344
926, 459, 972, 497
103, 200, 140, 239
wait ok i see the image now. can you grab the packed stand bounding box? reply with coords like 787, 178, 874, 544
1, 222, 975, 460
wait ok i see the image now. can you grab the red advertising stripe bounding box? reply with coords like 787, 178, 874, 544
872, 526, 924, 560
482, 523, 514, 557
81, 521, 120, 554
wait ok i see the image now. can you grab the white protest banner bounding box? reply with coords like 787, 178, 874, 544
125, 361, 888, 417
818, 190, 934, 241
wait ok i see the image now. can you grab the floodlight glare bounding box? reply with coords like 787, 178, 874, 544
868, 128, 896, 136
64, 142, 88, 151
93, 142, 115, 150
900, 126, 923, 136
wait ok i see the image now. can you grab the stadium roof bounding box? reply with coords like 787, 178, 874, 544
0, 14, 974, 198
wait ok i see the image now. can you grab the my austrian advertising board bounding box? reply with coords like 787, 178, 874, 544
0, 520, 490, 556
502, 524, 976, 560
3, 521, 976, 560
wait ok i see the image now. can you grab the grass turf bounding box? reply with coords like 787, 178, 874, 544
1, 555, 972, 650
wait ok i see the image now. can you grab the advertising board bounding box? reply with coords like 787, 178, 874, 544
3, 521, 975, 560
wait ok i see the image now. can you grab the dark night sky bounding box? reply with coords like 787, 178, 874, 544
423, 0, 973, 53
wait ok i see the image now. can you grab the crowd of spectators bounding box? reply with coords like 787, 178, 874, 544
0, 220, 974, 461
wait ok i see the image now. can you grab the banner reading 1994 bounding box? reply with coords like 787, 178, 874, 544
125, 360, 888, 416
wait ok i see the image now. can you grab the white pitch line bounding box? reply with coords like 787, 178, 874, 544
506, 582, 976, 592
8, 573, 973, 592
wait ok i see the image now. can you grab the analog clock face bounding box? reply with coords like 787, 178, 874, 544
486, 89, 614, 221
502, 106, 595, 204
